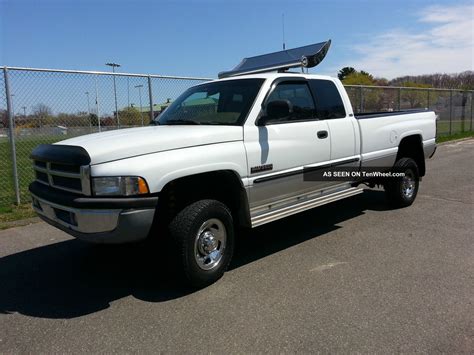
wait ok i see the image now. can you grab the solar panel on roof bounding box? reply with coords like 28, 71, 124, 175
218, 40, 331, 79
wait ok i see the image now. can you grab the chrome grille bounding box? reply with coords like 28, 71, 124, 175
33, 160, 91, 195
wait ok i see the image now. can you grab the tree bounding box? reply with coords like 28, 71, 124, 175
390, 71, 474, 90
342, 71, 380, 112
0, 109, 7, 128
337, 67, 356, 81
374, 77, 390, 86
342, 71, 376, 85
400, 82, 432, 108
32, 103, 53, 127
89, 113, 99, 126
32, 103, 52, 117
46, 112, 89, 127
55, 113, 70, 126
119, 107, 143, 126
101, 116, 115, 126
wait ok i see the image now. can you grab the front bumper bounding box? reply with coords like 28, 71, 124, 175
29, 182, 158, 244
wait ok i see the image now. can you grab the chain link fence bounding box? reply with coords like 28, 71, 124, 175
344, 85, 473, 135
1, 67, 211, 206
1, 67, 473, 207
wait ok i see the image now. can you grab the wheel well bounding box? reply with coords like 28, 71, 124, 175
396, 135, 425, 176
156, 170, 251, 228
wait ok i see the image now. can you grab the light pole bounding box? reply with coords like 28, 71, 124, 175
106, 62, 121, 128
22, 106, 26, 124
85, 91, 92, 131
135, 84, 144, 126
85, 92, 91, 114
127, 77, 130, 107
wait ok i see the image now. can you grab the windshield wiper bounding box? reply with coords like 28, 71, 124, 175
164, 119, 201, 125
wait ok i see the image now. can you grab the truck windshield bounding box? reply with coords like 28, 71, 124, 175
156, 78, 264, 126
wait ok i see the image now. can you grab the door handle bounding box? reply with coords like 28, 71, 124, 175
317, 130, 328, 139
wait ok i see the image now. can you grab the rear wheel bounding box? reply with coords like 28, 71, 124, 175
168, 199, 234, 288
384, 157, 420, 208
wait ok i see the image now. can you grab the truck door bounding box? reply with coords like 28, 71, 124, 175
244, 78, 332, 211
308, 79, 358, 165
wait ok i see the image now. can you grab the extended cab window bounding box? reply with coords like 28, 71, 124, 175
157, 79, 264, 126
266, 81, 315, 122
309, 79, 346, 119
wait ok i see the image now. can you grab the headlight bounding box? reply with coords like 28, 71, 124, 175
92, 176, 149, 196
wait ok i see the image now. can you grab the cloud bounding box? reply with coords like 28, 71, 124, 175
341, 3, 473, 79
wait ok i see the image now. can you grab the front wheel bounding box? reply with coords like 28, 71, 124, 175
168, 199, 234, 288
384, 157, 420, 208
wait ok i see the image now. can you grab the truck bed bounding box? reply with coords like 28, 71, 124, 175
355, 109, 437, 168
355, 109, 430, 120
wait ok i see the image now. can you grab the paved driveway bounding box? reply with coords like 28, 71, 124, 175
0, 139, 473, 353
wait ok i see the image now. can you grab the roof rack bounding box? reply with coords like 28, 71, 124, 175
218, 40, 331, 79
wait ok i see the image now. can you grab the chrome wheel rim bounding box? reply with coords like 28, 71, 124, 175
402, 171, 415, 199
194, 218, 227, 270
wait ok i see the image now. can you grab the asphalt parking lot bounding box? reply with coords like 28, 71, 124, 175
0, 139, 473, 353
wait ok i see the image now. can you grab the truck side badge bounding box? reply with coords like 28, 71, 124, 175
251, 164, 273, 174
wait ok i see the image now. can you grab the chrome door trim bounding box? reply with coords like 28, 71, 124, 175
251, 156, 360, 184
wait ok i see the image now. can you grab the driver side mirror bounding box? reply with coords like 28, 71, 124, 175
257, 100, 293, 126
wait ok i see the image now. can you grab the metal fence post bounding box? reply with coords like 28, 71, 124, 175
112, 74, 120, 128
147, 76, 154, 122
427, 90, 430, 109
359, 86, 363, 113
471, 92, 473, 131
398, 88, 401, 110
3, 67, 21, 205
449, 90, 453, 135
95, 75, 102, 132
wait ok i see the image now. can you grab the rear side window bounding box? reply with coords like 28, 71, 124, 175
309, 80, 346, 119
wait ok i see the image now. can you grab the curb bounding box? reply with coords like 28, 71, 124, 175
438, 137, 474, 146
0, 217, 40, 231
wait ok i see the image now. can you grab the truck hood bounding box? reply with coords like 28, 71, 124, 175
58, 125, 243, 165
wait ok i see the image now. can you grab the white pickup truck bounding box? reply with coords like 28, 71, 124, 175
29, 41, 437, 287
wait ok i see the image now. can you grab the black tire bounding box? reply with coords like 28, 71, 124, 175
384, 157, 420, 208
168, 199, 234, 288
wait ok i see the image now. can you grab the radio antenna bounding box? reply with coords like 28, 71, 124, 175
282, 13, 286, 50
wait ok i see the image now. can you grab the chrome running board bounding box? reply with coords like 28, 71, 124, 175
251, 187, 363, 227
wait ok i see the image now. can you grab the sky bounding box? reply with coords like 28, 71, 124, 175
1, 0, 473, 80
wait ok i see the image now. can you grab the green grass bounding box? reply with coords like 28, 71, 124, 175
0, 135, 72, 206
436, 120, 473, 135
0, 204, 37, 230
436, 130, 474, 143
0, 134, 74, 230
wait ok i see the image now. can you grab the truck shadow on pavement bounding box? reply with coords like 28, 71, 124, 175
0, 189, 390, 319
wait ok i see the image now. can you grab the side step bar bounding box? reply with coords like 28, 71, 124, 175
251, 187, 363, 228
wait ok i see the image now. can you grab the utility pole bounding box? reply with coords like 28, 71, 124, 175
135, 84, 144, 126
106, 62, 121, 128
